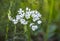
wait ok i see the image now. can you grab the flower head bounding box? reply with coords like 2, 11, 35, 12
31, 25, 38, 31
8, 7, 42, 31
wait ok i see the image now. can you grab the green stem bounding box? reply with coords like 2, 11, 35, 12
44, 0, 54, 41
5, 24, 9, 41
13, 25, 16, 41
6, 1, 13, 40
24, 25, 31, 41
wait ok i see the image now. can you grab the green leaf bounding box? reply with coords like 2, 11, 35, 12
47, 24, 57, 38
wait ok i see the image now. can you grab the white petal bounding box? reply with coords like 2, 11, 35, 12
16, 15, 20, 20
33, 17, 39, 22
18, 9, 22, 13
31, 25, 38, 31
13, 21, 18, 24
20, 19, 28, 25
30, 23, 34, 27
26, 7, 29, 10
12, 19, 18, 24
37, 20, 42, 24
34, 11, 41, 17
37, 13, 41, 17
19, 13, 25, 18
25, 12, 31, 19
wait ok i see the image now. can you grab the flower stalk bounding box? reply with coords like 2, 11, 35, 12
24, 25, 31, 41
5, 24, 9, 41
13, 25, 16, 41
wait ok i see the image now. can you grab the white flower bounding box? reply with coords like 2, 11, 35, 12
32, 13, 40, 22
32, 10, 41, 18
20, 19, 28, 25
30, 23, 34, 27
19, 13, 25, 18
33, 16, 40, 22
16, 15, 21, 20
37, 20, 42, 24
18, 8, 22, 14
12, 19, 18, 24
26, 7, 29, 11
31, 25, 38, 31
8, 7, 42, 26
35, 13, 41, 18
31, 13, 36, 18
25, 12, 31, 19
16, 13, 25, 20
18, 8, 24, 14
25, 7, 31, 19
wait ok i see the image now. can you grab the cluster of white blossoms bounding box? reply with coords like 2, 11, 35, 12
8, 7, 42, 31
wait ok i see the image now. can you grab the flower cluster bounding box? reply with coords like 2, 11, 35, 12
8, 7, 42, 31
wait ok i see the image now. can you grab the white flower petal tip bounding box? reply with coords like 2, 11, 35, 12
18, 8, 22, 12
30, 23, 34, 27
19, 8, 22, 11
26, 7, 29, 10
31, 25, 38, 31
37, 20, 42, 24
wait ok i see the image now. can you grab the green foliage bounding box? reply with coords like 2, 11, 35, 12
45, 24, 57, 39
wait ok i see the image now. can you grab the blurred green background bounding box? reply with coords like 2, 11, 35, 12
0, 0, 60, 41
